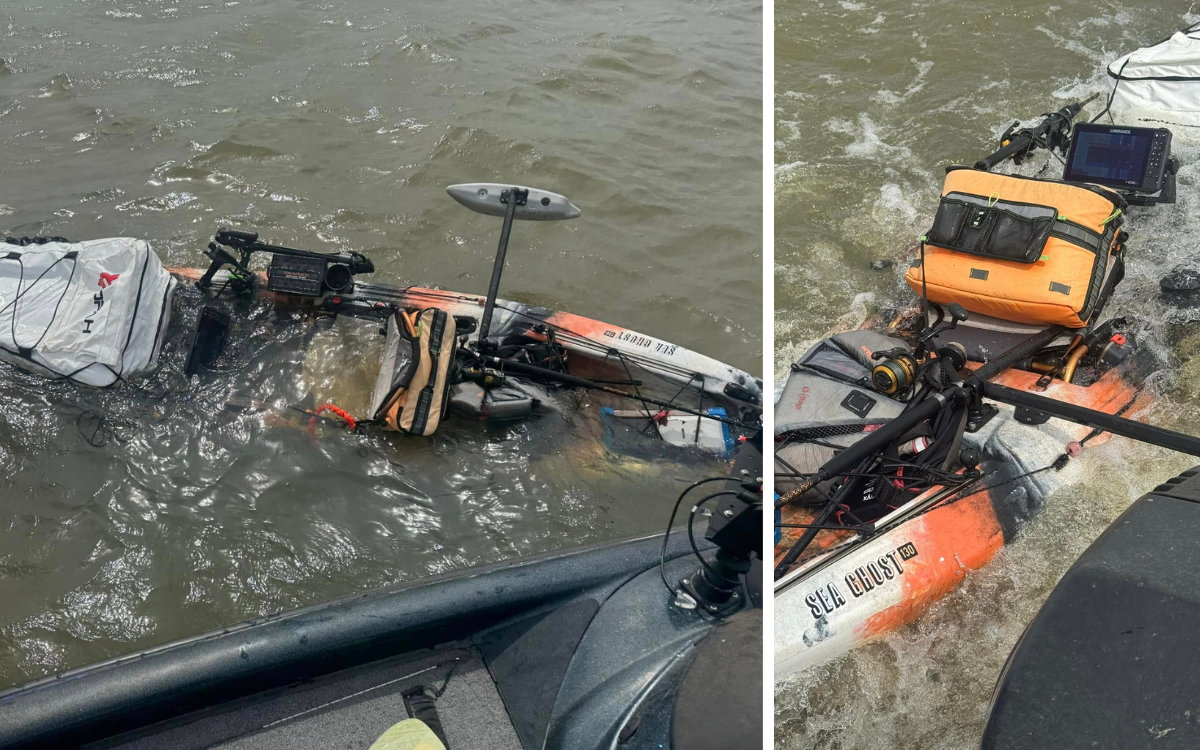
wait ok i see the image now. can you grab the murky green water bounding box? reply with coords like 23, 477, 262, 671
776, 2, 1200, 747
0, 0, 761, 689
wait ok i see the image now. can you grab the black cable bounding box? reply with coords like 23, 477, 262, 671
687, 491, 740, 583
660, 476, 732, 595
76, 410, 114, 447
1092, 56, 1131, 124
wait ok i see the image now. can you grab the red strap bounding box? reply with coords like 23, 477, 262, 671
310, 403, 357, 431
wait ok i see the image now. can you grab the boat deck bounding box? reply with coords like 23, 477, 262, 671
94, 647, 519, 750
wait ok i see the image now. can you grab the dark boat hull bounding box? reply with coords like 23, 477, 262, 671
0, 470, 762, 749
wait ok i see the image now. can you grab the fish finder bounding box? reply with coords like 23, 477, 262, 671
1063, 122, 1175, 204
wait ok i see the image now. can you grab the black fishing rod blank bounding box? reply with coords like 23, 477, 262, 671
469, 351, 753, 428
775, 388, 961, 508
983, 383, 1200, 458
974, 95, 1097, 170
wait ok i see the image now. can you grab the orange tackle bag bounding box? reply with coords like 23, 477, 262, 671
905, 168, 1126, 328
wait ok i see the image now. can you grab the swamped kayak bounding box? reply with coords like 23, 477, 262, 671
773, 78, 1200, 679
0, 182, 762, 460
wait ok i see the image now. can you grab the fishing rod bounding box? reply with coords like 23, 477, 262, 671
775, 325, 1064, 509
772, 336, 1200, 579
467, 351, 756, 429
974, 94, 1099, 170
777, 349, 1200, 511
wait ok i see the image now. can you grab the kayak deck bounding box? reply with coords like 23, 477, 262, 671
773, 313, 1147, 678
169, 267, 763, 423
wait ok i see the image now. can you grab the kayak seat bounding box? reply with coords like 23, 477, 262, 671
925, 303, 1074, 364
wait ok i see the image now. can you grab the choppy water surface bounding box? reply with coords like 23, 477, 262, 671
0, 0, 761, 688
777, 2, 1200, 747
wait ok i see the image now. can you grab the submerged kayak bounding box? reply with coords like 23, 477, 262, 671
168, 265, 763, 426
0, 184, 762, 459
773, 310, 1147, 677
0, 437, 763, 750
770, 62, 1199, 676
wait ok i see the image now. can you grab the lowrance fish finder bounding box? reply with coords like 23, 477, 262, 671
1063, 122, 1175, 203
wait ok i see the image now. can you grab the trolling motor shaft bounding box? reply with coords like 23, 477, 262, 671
477, 187, 527, 349
443, 182, 582, 353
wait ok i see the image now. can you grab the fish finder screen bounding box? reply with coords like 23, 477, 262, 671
1066, 129, 1150, 187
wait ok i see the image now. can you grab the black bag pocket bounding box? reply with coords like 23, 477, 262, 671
370, 312, 421, 421
925, 192, 1055, 263
388, 331, 418, 393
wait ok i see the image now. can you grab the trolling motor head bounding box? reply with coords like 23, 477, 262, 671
446, 183, 581, 350
446, 183, 581, 221
198, 228, 375, 297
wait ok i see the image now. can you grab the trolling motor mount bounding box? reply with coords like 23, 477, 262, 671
974, 98, 1094, 170
679, 463, 763, 616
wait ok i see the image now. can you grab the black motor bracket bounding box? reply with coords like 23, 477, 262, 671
678, 434, 763, 615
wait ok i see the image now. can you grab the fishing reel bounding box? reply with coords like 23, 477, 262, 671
872, 303, 970, 396
873, 340, 968, 397
871, 349, 918, 396
459, 363, 508, 389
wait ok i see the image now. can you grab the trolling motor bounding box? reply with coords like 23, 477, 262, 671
445, 183, 581, 352
197, 228, 375, 297
975, 96, 1096, 170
